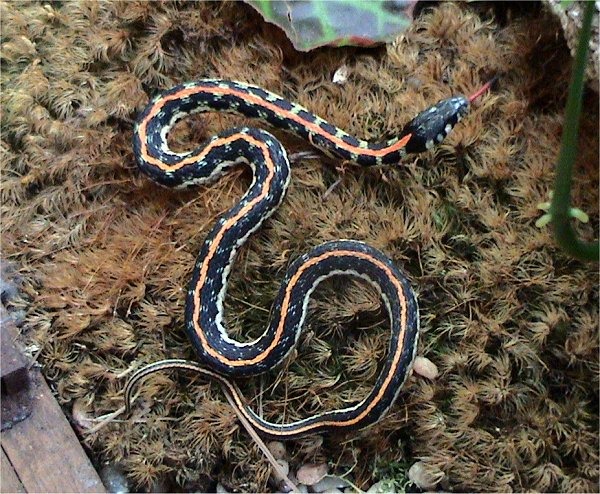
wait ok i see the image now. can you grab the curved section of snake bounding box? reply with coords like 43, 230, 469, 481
128, 79, 486, 439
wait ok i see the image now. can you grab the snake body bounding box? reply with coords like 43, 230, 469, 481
128, 79, 473, 439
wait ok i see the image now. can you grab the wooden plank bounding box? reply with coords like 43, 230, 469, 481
1, 368, 105, 493
1, 447, 25, 493
0, 320, 29, 390
1, 315, 32, 431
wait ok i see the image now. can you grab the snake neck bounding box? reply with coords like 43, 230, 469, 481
136, 80, 469, 173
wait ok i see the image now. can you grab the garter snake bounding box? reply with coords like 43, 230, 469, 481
126, 78, 492, 439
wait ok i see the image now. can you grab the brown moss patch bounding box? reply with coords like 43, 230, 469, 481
1, 2, 598, 492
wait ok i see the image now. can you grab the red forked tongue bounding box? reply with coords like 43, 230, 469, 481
468, 76, 498, 103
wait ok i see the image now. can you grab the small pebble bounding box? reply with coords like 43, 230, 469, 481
2, 308, 25, 326
0, 262, 20, 304
267, 440, 287, 460
367, 479, 396, 494
272, 459, 290, 479
333, 65, 349, 84
312, 475, 351, 493
296, 485, 309, 494
277, 479, 297, 494
407, 461, 444, 489
71, 398, 92, 432
99, 463, 129, 494
296, 463, 328, 486
277, 481, 295, 494
366, 480, 397, 493
216, 483, 229, 493
412, 356, 439, 380
271, 460, 293, 492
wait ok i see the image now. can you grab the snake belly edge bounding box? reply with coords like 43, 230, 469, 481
130, 79, 472, 439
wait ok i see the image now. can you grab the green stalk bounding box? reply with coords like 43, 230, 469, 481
550, 1, 598, 261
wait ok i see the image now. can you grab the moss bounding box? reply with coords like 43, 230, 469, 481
1, 1, 598, 492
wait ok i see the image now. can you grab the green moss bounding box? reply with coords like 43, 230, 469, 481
372, 458, 412, 493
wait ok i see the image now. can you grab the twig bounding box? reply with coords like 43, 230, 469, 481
322, 176, 343, 201
83, 405, 127, 435
222, 391, 300, 493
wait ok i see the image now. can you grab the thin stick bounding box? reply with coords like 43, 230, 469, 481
222, 391, 300, 493
322, 176, 343, 201
83, 405, 127, 435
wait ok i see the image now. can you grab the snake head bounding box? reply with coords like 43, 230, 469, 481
400, 96, 470, 154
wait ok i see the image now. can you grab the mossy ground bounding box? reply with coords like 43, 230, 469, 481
1, 2, 598, 492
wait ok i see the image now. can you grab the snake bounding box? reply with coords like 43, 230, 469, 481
125, 78, 492, 439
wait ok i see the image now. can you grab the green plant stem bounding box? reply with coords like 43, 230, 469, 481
550, 1, 598, 262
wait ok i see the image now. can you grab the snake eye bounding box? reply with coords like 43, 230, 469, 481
400, 96, 469, 154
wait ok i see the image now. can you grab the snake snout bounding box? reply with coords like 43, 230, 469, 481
400, 96, 470, 155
